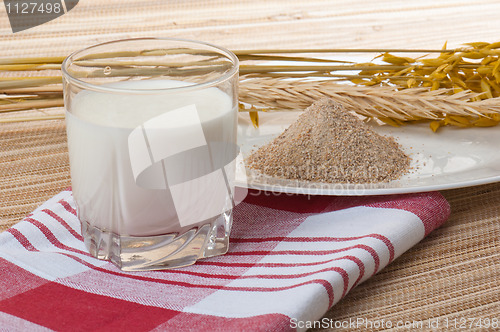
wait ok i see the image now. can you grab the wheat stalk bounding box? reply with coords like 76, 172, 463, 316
239, 77, 500, 129
3, 78, 500, 130
2, 43, 500, 130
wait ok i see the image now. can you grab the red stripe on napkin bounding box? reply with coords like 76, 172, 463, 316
0, 275, 180, 332
365, 193, 451, 235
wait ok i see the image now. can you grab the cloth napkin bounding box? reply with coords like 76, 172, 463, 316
0, 189, 449, 332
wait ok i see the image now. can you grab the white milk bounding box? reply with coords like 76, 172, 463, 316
66, 80, 236, 237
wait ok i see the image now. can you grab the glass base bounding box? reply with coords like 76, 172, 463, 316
80, 213, 231, 271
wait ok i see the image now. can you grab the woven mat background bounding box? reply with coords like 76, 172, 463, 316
1, 1, 499, 330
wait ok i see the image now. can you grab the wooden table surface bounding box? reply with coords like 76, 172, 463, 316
1, 1, 499, 330
2, 0, 500, 54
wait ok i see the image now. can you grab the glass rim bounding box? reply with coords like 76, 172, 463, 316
61, 37, 239, 94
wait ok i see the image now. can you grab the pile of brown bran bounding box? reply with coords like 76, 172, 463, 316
246, 98, 410, 183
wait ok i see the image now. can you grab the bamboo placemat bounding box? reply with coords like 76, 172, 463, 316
314, 183, 500, 330
1, 1, 499, 330
0, 118, 69, 229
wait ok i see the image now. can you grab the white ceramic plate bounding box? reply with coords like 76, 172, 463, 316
235, 111, 500, 195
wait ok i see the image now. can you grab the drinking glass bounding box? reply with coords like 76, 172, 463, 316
62, 38, 239, 271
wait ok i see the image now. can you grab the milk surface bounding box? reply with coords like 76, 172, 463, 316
66, 80, 236, 236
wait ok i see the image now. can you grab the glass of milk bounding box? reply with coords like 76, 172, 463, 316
61, 38, 240, 271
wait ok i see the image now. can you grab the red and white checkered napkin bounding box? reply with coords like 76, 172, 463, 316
0, 189, 449, 331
